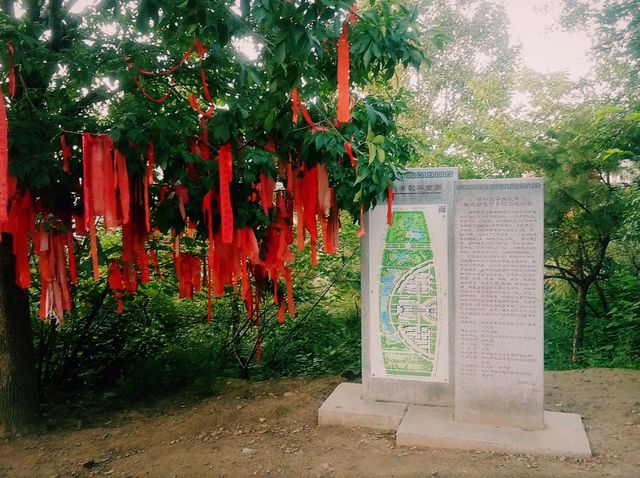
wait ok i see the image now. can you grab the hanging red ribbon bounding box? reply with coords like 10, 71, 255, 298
143, 156, 151, 233
292, 88, 300, 124
188, 92, 215, 118
336, 21, 351, 124
218, 143, 234, 243
0, 87, 8, 224
386, 184, 394, 225
82, 133, 100, 280
344, 141, 356, 168
259, 173, 275, 216
61, 134, 72, 174
200, 68, 212, 103
202, 190, 215, 322
5, 192, 34, 289
7, 43, 15, 98
301, 165, 319, 266
132, 76, 170, 103
317, 164, 331, 212
108, 260, 125, 314
146, 142, 155, 185
126, 38, 206, 77
291, 87, 314, 126
127, 38, 208, 104
114, 149, 130, 224
36, 228, 73, 323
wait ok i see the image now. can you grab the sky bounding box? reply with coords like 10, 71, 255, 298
496, 0, 593, 80
17, 0, 595, 80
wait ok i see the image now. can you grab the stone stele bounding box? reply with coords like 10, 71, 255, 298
318, 169, 591, 457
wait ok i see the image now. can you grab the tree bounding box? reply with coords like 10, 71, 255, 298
0, 0, 428, 437
403, 0, 529, 176
527, 105, 640, 362
564, 0, 640, 103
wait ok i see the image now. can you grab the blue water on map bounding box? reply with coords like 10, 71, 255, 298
408, 231, 424, 240
380, 272, 397, 333
381, 273, 396, 295
380, 311, 393, 333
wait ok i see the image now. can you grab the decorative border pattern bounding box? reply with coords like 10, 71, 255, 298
456, 182, 542, 191
401, 170, 456, 179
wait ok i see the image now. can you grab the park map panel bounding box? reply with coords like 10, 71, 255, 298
379, 211, 442, 378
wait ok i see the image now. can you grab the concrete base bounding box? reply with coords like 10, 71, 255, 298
397, 406, 591, 457
318, 383, 406, 431
318, 384, 591, 457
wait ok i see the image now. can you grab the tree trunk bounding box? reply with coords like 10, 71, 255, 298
0, 233, 43, 438
571, 282, 589, 363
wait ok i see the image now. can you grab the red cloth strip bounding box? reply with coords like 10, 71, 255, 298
386, 184, 394, 225
200, 68, 212, 102
0, 88, 8, 223
133, 76, 170, 103
344, 141, 356, 168
61, 134, 72, 174
114, 149, 130, 224
129, 38, 205, 77
259, 173, 275, 216
7, 43, 15, 97
218, 144, 234, 243
147, 142, 155, 185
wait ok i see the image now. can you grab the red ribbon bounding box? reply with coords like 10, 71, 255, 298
133, 76, 170, 103
202, 191, 215, 322
61, 134, 72, 174
127, 38, 207, 77
188, 92, 215, 118
7, 43, 15, 98
82, 133, 100, 280
114, 149, 130, 224
259, 173, 275, 216
218, 144, 234, 243
0, 87, 8, 223
344, 141, 356, 168
291, 87, 314, 126
36, 228, 73, 323
386, 184, 394, 225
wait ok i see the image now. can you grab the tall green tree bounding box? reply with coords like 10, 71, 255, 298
0, 0, 428, 437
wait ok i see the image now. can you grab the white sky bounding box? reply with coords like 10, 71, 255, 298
18, 0, 594, 80
497, 0, 593, 79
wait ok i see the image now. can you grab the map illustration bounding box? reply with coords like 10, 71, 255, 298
378, 211, 442, 377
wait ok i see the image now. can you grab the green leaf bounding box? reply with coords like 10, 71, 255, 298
372, 135, 384, 145
368, 142, 376, 164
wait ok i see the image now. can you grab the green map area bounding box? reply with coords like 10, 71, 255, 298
379, 211, 440, 377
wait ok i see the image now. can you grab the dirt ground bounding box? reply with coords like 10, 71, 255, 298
0, 368, 639, 478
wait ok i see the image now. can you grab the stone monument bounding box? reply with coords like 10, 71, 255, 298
318, 168, 592, 457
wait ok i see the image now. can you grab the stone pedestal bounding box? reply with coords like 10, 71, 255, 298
318, 383, 592, 457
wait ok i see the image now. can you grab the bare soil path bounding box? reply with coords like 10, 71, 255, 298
1, 368, 639, 477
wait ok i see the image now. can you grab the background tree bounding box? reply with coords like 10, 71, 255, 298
526, 106, 640, 362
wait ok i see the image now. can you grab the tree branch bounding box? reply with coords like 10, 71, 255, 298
545, 262, 578, 282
